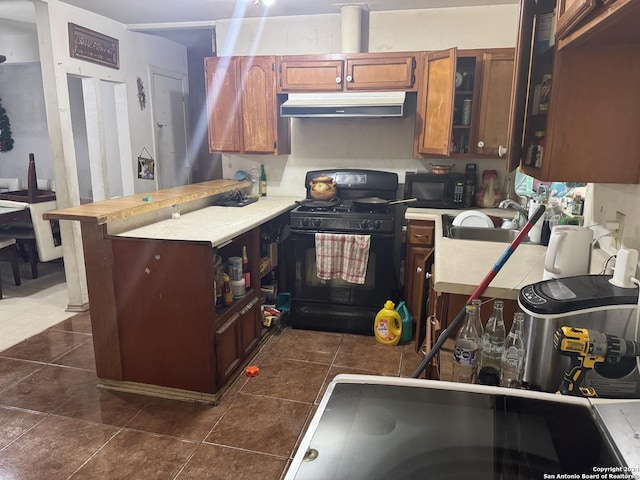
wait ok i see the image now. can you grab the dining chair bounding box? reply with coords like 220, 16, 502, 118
0, 178, 21, 193
0, 237, 21, 299
0, 200, 62, 279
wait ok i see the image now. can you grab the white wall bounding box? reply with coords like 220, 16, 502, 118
0, 63, 51, 183
587, 183, 640, 255
1, 32, 40, 63
216, 5, 521, 198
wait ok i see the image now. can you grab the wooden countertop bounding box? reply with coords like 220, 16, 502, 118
44, 179, 249, 225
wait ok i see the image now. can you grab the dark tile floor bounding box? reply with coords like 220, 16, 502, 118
0, 312, 426, 479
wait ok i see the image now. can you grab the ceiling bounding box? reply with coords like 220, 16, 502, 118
1, 0, 518, 50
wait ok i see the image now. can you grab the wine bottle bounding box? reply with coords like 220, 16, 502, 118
260, 164, 267, 197
242, 245, 251, 289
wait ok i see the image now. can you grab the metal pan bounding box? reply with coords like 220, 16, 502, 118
353, 197, 417, 206
295, 198, 339, 208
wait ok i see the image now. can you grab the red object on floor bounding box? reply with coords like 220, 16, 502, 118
246, 365, 259, 377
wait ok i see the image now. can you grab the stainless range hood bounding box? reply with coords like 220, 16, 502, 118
280, 92, 406, 118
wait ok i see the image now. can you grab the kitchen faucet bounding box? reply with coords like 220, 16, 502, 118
499, 199, 529, 229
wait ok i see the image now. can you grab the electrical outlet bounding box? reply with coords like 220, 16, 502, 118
614, 211, 625, 249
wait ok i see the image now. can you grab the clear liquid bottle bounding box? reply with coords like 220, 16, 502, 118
250, 166, 260, 198
472, 299, 484, 338
452, 304, 480, 384
500, 312, 526, 388
479, 300, 506, 385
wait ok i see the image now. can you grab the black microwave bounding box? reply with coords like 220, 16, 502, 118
403, 172, 465, 208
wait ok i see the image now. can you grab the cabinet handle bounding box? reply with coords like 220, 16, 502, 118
477, 140, 484, 148
346, 75, 353, 82
498, 145, 508, 157
240, 296, 259, 315
425, 272, 432, 280
413, 234, 428, 239
336, 76, 342, 84
417, 266, 423, 273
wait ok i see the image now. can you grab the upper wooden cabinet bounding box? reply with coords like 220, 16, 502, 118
414, 48, 514, 159
276, 52, 418, 93
414, 48, 457, 156
555, 0, 597, 39
205, 56, 290, 155
507, 0, 640, 183
474, 51, 514, 157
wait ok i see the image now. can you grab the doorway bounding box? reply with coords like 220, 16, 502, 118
68, 75, 135, 202
151, 69, 190, 189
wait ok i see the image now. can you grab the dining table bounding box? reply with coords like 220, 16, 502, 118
0, 202, 29, 226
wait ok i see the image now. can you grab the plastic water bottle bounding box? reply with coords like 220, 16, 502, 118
452, 304, 480, 383
500, 312, 526, 388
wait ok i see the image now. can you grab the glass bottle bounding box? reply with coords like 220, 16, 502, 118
461, 99, 472, 126
259, 164, 267, 197
534, 131, 545, 168
500, 312, 526, 388
479, 300, 506, 385
242, 245, 251, 289
250, 166, 260, 198
222, 273, 233, 307
472, 299, 484, 338
215, 271, 224, 308
452, 304, 480, 384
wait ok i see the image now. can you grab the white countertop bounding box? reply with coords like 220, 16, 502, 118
117, 196, 299, 248
405, 207, 608, 300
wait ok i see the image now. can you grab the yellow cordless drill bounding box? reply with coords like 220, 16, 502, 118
553, 326, 640, 397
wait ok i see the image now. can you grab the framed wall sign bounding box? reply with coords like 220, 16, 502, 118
68, 23, 119, 69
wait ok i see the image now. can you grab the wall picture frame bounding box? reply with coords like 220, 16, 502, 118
68, 23, 119, 69
137, 156, 155, 180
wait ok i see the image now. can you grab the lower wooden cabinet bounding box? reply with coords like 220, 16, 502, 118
215, 312, 242, 388
108, 226, 264, 399
215, 295, 261, 387
404, 220, 435, 353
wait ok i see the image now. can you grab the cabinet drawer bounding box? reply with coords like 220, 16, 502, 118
345, 56, 416, 91
407, 223, 435, 246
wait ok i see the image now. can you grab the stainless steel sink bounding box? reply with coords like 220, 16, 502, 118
442, 214, 530, 243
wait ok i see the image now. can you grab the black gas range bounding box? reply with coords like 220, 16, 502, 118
290, 199, 396, 234
289, 169, 402, 336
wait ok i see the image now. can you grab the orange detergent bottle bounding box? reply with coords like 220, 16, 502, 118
374, 300, 402, 346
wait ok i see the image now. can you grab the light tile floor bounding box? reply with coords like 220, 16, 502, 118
0, 259, 76, 351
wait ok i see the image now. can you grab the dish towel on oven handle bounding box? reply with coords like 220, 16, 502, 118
315, 233, 371, 284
